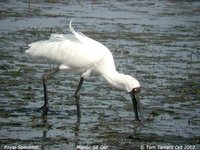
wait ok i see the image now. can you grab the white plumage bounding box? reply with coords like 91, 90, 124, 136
26, 21, 140, 92
25, 20, 141, 121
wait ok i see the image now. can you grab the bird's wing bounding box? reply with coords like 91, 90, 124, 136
49, 34, 80, 42
25, 21, 111, 74
26, 37, 104, 70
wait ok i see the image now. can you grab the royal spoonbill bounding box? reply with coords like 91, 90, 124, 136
25, 20, 141, 121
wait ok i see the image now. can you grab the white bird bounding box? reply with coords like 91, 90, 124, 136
25, 20, 141, 121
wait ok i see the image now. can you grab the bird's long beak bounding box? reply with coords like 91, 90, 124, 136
129, 88, 141, 122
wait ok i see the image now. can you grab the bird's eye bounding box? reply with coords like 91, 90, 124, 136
133, 88, 141, 94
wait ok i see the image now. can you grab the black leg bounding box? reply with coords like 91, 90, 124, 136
40, 66, 59, 117
74, 77, 84, 121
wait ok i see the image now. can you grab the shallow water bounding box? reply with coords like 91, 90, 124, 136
0, 0, 200, 150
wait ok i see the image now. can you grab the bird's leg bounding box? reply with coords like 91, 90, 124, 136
39, 66, 59, 117
74, 77, 84, 121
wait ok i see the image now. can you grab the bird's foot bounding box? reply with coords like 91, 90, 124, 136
37, 105, 49, 117
133, 119, 142, 126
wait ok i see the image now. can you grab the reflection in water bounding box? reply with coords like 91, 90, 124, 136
41, 130, 47, 150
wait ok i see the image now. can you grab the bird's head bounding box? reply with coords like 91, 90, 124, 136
125, 75, 140, 91
103, 73, 141, 121
123, 75, 141, 122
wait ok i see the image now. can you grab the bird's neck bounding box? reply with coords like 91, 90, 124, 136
100, 70, 127, 91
